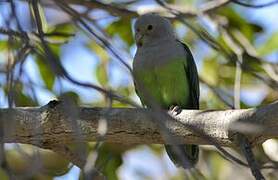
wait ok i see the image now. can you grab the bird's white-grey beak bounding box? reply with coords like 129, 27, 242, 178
135, 33, 144, 47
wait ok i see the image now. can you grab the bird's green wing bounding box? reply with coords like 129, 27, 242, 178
179, 41, 200, 109
165, 41, 200, 169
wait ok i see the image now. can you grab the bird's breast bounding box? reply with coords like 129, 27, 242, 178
133, 41, 186, 70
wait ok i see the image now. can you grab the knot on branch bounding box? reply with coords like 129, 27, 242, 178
47, 100, 61, 108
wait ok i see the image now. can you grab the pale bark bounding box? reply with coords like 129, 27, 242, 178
0, 100, 277, 148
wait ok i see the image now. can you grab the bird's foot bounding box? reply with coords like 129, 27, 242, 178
169, 105, 182, 116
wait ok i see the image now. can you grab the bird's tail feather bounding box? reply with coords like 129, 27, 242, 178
165, 144, 199, 169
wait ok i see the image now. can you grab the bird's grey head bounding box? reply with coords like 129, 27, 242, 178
134, 13, 175, 47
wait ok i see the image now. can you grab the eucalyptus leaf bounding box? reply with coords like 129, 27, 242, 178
36, 55, 55, 90
258, 32, 278, 55
106, 18, 134, 46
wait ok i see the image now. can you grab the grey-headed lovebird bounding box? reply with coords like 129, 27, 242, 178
133, 13, 200, 169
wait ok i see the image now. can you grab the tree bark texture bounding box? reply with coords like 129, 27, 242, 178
0, 100, 277, 148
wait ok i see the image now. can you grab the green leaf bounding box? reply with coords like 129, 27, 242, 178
258, 32, 278, 55
0, 41, 8, 51
16, 93, 37, 106
95, 143, 123, 180
96, 62, 109, 86
45, 23, 76, 44
48, 23, 76, 34
58, 91, 80, 104
0, 169, 8, 180
117, 86, 133, 97
88, 42, 110, 86
30, 1, 48, 32
89, 42, 109, 61
3, 83, 37, 106
201, 56, 220, 85
106, 18, 134, 46
36, 56, 55, 90
149, 145, 164, 156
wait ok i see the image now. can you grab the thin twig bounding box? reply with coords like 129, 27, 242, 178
237, 134, 265, 180
55, 0, 133, 73
231, 0, 278, 8
221, 29, 243, 109
199, 77, 234, 108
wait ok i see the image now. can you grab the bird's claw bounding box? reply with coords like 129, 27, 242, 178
169, 105, 182, 116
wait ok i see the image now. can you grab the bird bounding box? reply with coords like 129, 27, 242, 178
132, 13, 200, 169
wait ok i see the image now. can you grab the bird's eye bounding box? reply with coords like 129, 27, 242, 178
147, 25, 153, 30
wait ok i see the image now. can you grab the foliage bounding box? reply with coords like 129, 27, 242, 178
0, 0, 277, 179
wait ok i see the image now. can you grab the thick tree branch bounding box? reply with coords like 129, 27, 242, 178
0, 101, 277, 148
61, 0, 231, 18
